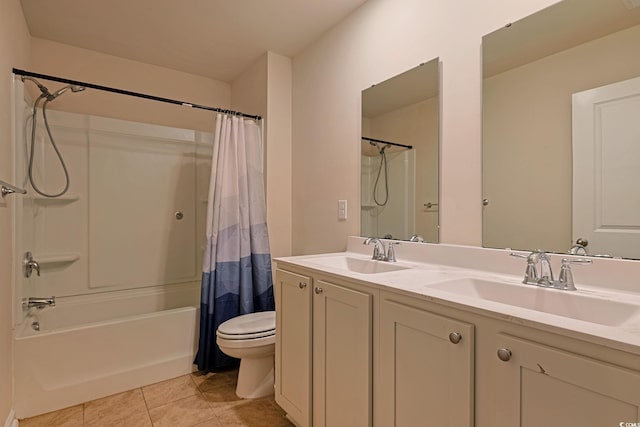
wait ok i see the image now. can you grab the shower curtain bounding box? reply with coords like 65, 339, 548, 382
195, 113, 274, 371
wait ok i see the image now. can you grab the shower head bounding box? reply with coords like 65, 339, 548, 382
50, 84, 86, 100
21, 76, 52, 98
21, 76, 85, 102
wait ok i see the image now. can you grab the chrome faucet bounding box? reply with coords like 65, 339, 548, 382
510, 250, 591, 291
364, 237, 386, 260
22, 296, 55, 310
536, 251, 555, 287
363, 238, 400, 262
510, 250, 554, 287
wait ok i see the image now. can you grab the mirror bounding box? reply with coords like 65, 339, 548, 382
360, 58, 440, 242
482, 0, 640, 259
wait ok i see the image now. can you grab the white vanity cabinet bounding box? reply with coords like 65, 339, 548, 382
492, 333, 640, 427
378, 291, 475, 427
275, 267, 375, 427
275, 255, 640, 427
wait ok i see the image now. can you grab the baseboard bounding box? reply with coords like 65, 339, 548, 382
3, 410, 18, 427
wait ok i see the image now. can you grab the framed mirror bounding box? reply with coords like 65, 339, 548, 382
360, 58, 440, 242
482, 0, 640, 259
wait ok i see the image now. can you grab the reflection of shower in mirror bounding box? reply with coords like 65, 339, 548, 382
360, 138, 415, 240
367, 140, 390, 207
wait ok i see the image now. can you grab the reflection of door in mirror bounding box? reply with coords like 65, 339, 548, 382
482, 0, 640, 259
573, 75, 640, 259
360, 59, 440, 242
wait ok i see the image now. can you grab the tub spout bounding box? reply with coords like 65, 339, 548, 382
22, 296, 55, 310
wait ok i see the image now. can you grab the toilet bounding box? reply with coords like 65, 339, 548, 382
216, 310, 276, 399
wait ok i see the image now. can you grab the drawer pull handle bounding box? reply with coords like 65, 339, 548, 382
314, 287, 323, 294
298, 282, 307, 289
449, 332, 462, 344
497, 348, 512, 362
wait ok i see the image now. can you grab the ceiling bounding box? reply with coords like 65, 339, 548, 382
20, 0, 367, 82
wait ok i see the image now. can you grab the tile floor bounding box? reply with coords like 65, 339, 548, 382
19, 369, 294, 427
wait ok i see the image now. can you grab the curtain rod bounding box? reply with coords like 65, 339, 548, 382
12, 68, 262, 121
361, 136, 413, 150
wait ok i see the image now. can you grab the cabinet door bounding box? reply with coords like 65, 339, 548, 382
494, 333, 640, 427
313, 280, 373, 427
275, 269, 312, 427
379, 299, 474, 427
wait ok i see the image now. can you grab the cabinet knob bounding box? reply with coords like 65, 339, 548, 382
448, 332, 462, 344
298, 282, 307, 289
314, 287, 323, 294
497, 348, 512, 362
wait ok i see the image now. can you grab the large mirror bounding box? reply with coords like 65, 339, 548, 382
360, 58, 440, 242
482, 0, 640, 259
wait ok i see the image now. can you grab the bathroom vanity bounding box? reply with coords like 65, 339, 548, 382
274, 237, 640, 427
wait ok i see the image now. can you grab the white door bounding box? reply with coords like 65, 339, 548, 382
573, 75, 640, 259
274, 269, 312, 427
378, 298, 474, 427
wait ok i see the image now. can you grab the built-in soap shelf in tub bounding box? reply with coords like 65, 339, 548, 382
35, 252, 81, 266
29, 193, 80, 204
361, 204, 379, 210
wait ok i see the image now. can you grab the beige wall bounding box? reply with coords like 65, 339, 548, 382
291, 0, 559, 255
0, 0, 31, 420
231, 52, 293, 259
483, 24, 640, 253
265, 53, 293, 258
30, 38, 231, 132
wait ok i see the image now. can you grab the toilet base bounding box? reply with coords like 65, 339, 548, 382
236, 354, 275, 399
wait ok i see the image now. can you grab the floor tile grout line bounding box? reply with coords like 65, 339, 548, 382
141, 384, 151, 412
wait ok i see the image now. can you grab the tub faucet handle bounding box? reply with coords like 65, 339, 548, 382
24, 251, 40, 278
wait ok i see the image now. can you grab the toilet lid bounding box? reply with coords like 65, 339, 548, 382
217, 311, 275, 336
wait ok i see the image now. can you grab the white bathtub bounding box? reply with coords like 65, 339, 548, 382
14, 284, 200, 418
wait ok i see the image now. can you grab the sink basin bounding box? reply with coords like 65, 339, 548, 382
305, 255, 410, 275
427, 278, 640, 327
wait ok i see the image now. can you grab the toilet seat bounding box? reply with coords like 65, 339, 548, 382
217, 329, 275, 340
216, 311, 275, 340
216, 333, 275, 349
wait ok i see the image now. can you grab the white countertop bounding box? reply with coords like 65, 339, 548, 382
275, 237, 640, 356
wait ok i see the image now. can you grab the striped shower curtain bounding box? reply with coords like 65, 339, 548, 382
195, 113, 274, 371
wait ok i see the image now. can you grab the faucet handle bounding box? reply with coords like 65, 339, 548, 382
556, 258, 592, 291
386, 242, 400, 262
509, 252, 528, 259
510, 251, 539, 285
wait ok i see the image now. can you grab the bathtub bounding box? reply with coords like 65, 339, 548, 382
14, 284, 200, 418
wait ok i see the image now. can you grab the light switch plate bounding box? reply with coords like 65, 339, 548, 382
338, 199, 347, 220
